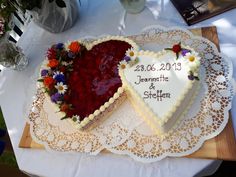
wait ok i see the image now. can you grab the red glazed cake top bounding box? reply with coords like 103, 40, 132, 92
66, 40, 131, 119
39, 39, 132, 121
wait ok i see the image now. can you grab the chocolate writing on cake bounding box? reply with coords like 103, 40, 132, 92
134, 75, 168, 85
143, 90, 170, 101
134, 75, 171, 102
133, 74, 171, 102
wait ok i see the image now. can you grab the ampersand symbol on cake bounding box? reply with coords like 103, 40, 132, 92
149, 83, 155, 90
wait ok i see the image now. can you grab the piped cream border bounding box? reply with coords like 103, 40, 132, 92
119, 49, 199, 134
39, 36, 139, 130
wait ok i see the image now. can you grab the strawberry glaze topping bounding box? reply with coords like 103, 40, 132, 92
65, 40, 131, 119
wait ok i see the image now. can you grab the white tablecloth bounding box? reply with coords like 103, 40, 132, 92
1, 0, 235, 177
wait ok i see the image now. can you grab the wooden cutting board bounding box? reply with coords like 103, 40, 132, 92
19, 26, 236, 160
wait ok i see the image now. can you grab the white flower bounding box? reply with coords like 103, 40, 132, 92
61, 61, 73, 66
118, 60, 127, 70
184, 52, 200, 62
61, 61, 68, 66
184, 52, 200, 69
193, 71, 199, 77
53, 71, 64, 78
55, 82, 68, 94
42, 60, 50, 70
189, 69, 199, 77
189, 59, 200, 72
71, 115, 81, 123
65, 41, 71, 50
125, 48, 137, 60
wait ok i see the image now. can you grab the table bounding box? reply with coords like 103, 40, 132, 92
0, 0, 235, 177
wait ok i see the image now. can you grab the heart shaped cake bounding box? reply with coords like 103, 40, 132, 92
38, 36, 138, 130
39, 37, 201, 134
118, 44, 200, 134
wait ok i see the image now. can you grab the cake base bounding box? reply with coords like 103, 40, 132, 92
79, 92, 127, 131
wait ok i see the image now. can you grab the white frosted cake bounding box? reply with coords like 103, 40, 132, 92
119, 44, 200, 134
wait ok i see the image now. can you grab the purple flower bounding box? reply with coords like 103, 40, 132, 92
54, 74, 66, 84
188, 74, 195, 81
51, 93, 62, 103
181, 49, 190, 56
124, 56, 131, 62
41, 69, 48, 77
68, 51, 75, 59
56, 43, 64, 50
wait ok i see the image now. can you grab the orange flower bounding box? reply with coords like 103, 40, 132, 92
47, 59, 59, 68
68, 41, 81, 53
60, 103, 69, 112
43, 76, 55, 88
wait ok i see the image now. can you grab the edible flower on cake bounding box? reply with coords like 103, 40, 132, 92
72, 115, 81, 123
184, 52, 200, 80
124, 55, 131, 62
61, 61, 73, 66
56, 43, 64, 50
47, 47, 57, 60
67, 51, 76, 59
38, 41, 86, 121
60, 103, 70, 112
184, 51, 199, 61
126, 48, 138, 63
126, 48, 136, 60
43, 76, 55, 89
68, 41, 81, 53
51, 93, 62, 103
53, 71, 66, 83
166, 42, 191, 60
184, 52, 200, 69
119, 60, 128, 69
41, 69, 48, 77
172, 43, 181, 53
121, 48, 139, 68
181, 49, 191, 56
47, 59, 59, 68
42, 60, 50, 70
55, 82, 68, 94
188, 71, 199, 81
165, 43, 200, 81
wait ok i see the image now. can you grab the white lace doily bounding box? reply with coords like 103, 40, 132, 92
27, 26, 234, 163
